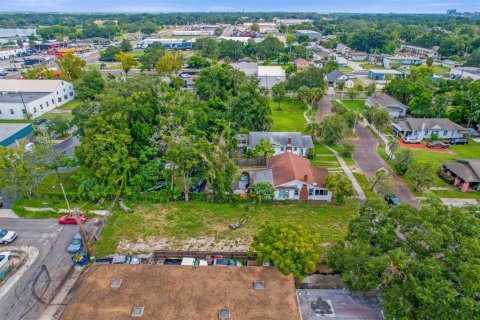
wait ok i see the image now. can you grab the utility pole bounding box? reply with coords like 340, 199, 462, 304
60, 183, 92, 255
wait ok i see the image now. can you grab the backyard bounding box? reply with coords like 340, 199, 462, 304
95, 200, 360, 256
270, 97, 307, 132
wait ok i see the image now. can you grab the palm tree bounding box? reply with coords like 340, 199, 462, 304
387, 139, 400, 160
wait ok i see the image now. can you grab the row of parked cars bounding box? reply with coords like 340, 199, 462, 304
163, 256, 243, 266
402, 136, 470, 147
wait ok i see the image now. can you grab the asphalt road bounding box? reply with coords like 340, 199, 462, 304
353, 124, 417, 206
0, 218, 98, 320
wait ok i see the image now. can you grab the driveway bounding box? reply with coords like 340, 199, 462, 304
353, 125, 417, 206
316, 94, 341, 122
0, 218, 98, 320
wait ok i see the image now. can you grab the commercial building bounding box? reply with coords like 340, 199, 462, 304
382, 55, 422, 69
172, 30, 214, 36
368, 69, 404, 80
400, 45, 440, 59
0, 79, 75, 120
0, 28, 36, 38
142, 38, 195, 50
0, 48, 25, 60
257, 66, 286, 89
450, 67, 480, 81
60, 264, 300, 320
0, 123, 33, 147
393, 118, 466, 141
295, 30, 322, 41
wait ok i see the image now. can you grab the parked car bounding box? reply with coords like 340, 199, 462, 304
67, 233, 83, 253
0, 251, 12, 270
448, 137, 469, 145
58, 214, 87, 225
112, 254, 131, 264
0, 229, 17, 244
384, 194, 401, 206
94, 257, 114, 264
146, 179, 167, 192
466, 127, 480, 138
206, 255, 223, 265
181, 257, 208, 266
426, 141, 450, 149
163, 258, 182, 265
190, 178, 207, 193
34, 118, 48, 125
402, 136, 420, 144
212, 258, 242, 266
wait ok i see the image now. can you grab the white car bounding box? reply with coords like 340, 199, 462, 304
0, 229, 17, 244
0, 251, 12, 270
181, 257, 208, 266
401, 136, 420, 144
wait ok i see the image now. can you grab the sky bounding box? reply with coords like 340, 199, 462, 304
0, 0, 479, 13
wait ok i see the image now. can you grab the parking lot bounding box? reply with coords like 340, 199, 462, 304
0, 218, 98, 320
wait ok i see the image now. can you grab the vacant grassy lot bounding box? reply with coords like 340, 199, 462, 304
270, 97, 307, 132
339, 99, 367, 114
360, 64, 386, 70
125, 50, 144, 58
95, 200, 360, 256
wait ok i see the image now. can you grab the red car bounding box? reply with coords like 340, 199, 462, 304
58, 214, 87, 225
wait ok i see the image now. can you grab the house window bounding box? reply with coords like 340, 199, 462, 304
58, 97, 62, 102
443, 130, 448, 136
22, 109, 27, 114
52, 99, 54, 104
64, 94, 68, 99
315, 189, 320, 196
10, 109, 14, 114
33, 107, 37, 113
294, 147, 298, 152
0, 109, 2, 114
308, 188, 314, 196
69, 92, 73, 97
280, 147, 285, 151
424, 130, 428, 135
40, 104, 43, 110
46, 101, 49, 107
63, 88, 65, 91
283, 190, 290, 199
294, 189, 299, 196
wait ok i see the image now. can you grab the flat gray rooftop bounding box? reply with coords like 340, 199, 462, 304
0, 122, 31, 142
297, 289, 384, 319
0, 92, 50, 104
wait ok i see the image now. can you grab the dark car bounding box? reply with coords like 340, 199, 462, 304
426, 141, 450, 149
190, 178, 207, 193
466, 128, 480, 138
163, 258, 182, 265
448, 137, 468, 145
146, 179, 167, 192
384, 194, 401, 206
34, 118, 48, 125
239, 171, 250, 189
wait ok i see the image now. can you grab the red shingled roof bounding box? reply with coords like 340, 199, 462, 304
268, 152, 328, 187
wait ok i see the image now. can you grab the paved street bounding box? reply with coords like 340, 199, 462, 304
0, 218, 97, 320
353, 125, 417, 206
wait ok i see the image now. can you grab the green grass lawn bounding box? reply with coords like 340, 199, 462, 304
125, 50, 144, 58
33, 172, 77, 197
339, 99, 367, 114
339, 66, 354, 72
57, 99, 81, 110
42, 113, 73, 122
270, 97, 307, 132
353, 172, 377, 199
0, 119, 32, 123
360, 64, 386, 70
95, 200, 360, 256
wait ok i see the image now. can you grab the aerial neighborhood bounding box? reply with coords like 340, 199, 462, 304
0, 8, 479, 320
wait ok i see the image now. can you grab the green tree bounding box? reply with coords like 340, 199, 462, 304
426, 57, 434, 67
369, 167, 388, 191
35, 130, 68, 178
392, 148, 413, 176
74, 70, 105, 101
192, 37, 219, 58
252, 138, 274, 159
405, 161, 435, 191
325, 172, 355, 204
257, 36, 284, 60
21, 65, 56, 79
139, 43, 165, 71
325, 60, 339, 73
286, 34, 296, 45
250, 23, 260, 32
346, 87, 358, 100
47, 118, 70, 136
367, 82, 376, 96
250, 222, 321, 279
57, 52, 86, 81
341, 141, 355, 158
155, 50, 183, 75
387, 139, 399, 160
465, 49, 480, 67
100, 46, 121, 61
218, 40, 245, 61
187, 54, 211, 68
251, 181, 275, 202
140, 22, 157, 35
319, 114, 346, 145
285, 66, 326, 91
115, 51, 138, 75
120, 39, 133, 52
272, 82, 286, 109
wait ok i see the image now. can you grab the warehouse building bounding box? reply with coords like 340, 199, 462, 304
0, 123, 33, 147
0, 80, 74, 120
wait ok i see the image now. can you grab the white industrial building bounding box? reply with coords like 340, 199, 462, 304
0, 48, 25, 60
0, 80, 75, 120
450, 67, 480, 81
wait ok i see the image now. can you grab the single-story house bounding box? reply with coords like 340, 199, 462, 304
335, 43, 351, 55
254, 152, 331, 201
382, 55, 422, 69
392, 118, 466, 141
365, 93, 407, 118
368, 54, 382, 62
400, 45, 440, 59
441, 59, 462, 69
336, 57, 348, 68
450, 67, 480, 81
368, 69, 404, 81
236, 132, 314, 157
441, 159, 480, 192
326, 70, 353, 88
257, 66, 286, 89
61, 264, 300, 320
231, 62, 259, 76
294, 58, 311, 70
295, 30, 322, 41
346, 51, 368, 61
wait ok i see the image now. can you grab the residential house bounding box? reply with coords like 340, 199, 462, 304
392, 118, 466, 141
346, 51, 369, 61
365, 93, 407, 118
336, 56, 348, 68
257, 66, 286, 89
295, 30, 322, 41
236, 132, 314, 157
441, 159, 480, 192
253, 152, 331, 201
382, 55, 422, 69
441, 59, 462, 69
368, 69, 404, 81
400, 45, 440, 59
326, 70, 354, 88
368, 54, 382, 63
335, 43, 351, 55
450, 67, 480, 81
294, 58, 311, 70
61, 264, 301, 320
0, 79, 75, 120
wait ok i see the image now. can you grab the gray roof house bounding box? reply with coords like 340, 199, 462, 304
237, 132, 314, 157
365, 93, 408, 118
442, 159, 480, 192
326, 70, 352, 87
393, 118, 466, 141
